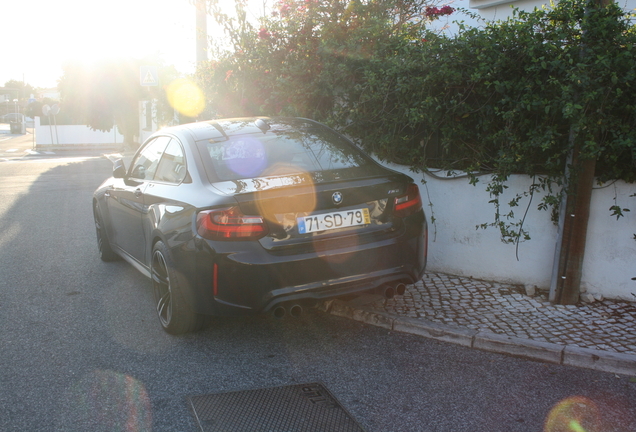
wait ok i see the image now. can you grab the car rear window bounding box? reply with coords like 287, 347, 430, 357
197, 125, 371, 182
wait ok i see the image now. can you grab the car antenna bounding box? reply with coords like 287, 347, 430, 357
255, 118, 270, 133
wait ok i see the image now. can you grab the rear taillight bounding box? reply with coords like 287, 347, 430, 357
394, 183, 422, 218
196, 207, 268, 240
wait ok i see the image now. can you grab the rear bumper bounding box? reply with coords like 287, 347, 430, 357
182, 214, 427, 316
217, 265, 420, 314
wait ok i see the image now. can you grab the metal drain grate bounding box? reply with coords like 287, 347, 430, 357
189, 382, 365, 432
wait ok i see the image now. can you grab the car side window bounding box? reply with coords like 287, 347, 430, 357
154, 139, 187, 184
130, 136, 171, 180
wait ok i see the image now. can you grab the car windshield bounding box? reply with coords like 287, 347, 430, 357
197, 125, 371, 182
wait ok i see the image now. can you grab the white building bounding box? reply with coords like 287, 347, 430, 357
37, 88, 60, 100
470, 0, 636, 20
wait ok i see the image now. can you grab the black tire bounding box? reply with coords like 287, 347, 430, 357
151, 241, 206, 335
93, 205, 120, 262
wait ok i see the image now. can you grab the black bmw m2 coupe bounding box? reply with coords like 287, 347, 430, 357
93, 117, 427, 334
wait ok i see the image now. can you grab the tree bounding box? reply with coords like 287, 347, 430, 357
197, 0, 634, 180
59, 59, 153, 146
2, 79, 35, 101
197, 0, 454, 120
59, 58, 183, 145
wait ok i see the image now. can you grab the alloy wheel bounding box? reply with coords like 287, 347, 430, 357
94, 213, 104, 253
152, 250, 172, 328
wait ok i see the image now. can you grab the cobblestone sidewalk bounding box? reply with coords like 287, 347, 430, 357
367, 273, 636, 356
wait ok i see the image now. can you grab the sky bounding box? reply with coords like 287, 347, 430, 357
0, 0, 479, 90
0, 0, 252, 89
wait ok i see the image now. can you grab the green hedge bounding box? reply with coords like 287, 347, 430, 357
197, 0, 636, 242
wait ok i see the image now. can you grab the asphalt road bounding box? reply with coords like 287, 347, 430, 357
0, 148, 634, 431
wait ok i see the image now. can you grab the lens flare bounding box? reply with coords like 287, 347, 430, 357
544, 396, 600, 432
255, 165, 317, 225
69, 369, 152, 431
166, 79, 205, 118
223, 138, 268, 178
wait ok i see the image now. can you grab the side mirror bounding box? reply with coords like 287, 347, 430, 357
113, 159, 127, 179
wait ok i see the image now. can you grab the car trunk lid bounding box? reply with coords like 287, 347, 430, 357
211, 170, 410, 251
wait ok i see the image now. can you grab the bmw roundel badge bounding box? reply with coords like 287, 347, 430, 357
332, 192, 343, 205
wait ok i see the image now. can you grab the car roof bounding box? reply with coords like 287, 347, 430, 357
163, 117, 318, 142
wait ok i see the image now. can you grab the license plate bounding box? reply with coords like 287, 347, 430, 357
297, 208, 370, 234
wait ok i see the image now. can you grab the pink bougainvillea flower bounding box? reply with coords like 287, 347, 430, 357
425, 6, 439, 17
425, 5, 454, 17
279, 3, 291, 15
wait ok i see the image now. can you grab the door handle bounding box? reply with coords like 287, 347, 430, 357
135, 188, 143, 198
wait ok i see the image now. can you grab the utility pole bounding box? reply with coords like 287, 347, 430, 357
552, 0, 611, 305
553, 152, 597, 304
196, 0, 208, 64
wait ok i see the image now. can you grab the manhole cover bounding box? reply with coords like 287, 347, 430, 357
189, 382, 365, 432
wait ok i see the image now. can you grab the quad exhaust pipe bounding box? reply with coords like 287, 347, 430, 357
289, 304, 303, 317
382, 282, 407, 299
272, 282, 407, 318
272, 303, 304, 319
273, 306, 286, 319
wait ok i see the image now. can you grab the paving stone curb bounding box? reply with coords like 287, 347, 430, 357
325, 299, 636, 377
394, 316, 476, 348
562, 346, 636, 376
473, 331, 563, 364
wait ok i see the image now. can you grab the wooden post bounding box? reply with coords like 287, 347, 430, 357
553, 0, 610, 304
554, 152, 597, 305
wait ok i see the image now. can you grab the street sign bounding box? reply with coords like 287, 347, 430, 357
140, 66, 159, 86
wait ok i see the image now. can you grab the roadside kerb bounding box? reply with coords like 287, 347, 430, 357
394, 316, 476, 347
562, 346, 636, 376
327, 299, 393, 330
473, 332, 563, 364
324, 299, 636, 377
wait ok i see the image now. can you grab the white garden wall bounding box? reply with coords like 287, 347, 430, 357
35, 117, 123, 147
381, 161, 636, 301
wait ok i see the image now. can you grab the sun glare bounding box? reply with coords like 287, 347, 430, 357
166, 79, 205, 117
4, 0, 196, 87
4, 0, 267, 87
